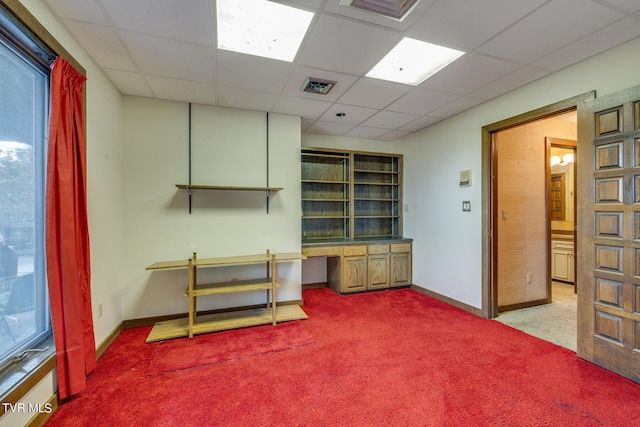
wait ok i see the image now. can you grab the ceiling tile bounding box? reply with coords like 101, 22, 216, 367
406, 0, 547, 50
147, 76, 217, 105
599, 0, 640, 13
532, 17, 640, 71
360, 110, 421, 129
387, 88, 459, 115
44, 0, 109, 25
281, 66, 359, 102
273, 96, 333, 120
318, 104, 378, 125
62, 20, 136, 71
427, 96, 485, 119
421, 52, 521, 95
297, 14, 400, 75
216, 50, 293, 94
119, 31, 214, 83
344, 126, 391, 139
469, 66, 550, 100
337, 78, 410, 109
305, 121, 355, 136
103, 68, 154, 97
217, 86, 278, 112
476, 0, 624, 63
99, 0, 213, 45
399, 115, 443, 132
377, 129, 411, 141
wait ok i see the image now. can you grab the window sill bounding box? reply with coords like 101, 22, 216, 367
0, 335, 56, 417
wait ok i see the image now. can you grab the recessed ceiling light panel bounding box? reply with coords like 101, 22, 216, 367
217, 0, 314, 62
366, 37, 464, 86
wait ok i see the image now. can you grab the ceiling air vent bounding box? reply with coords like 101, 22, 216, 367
339, 0, 421, 21
301, 77, 337, 95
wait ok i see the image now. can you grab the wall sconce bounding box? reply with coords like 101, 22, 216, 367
550, 153, 574, 166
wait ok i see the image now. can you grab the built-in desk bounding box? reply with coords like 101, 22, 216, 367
302, 238, 412, 294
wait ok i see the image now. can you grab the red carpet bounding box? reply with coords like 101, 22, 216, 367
146, 320, 315, 376
45, 288, 640, 426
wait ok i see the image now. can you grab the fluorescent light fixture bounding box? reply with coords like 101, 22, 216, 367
217, 0, 314, 62
366, 37, 464, 85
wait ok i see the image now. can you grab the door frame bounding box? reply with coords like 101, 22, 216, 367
481, 91, 595, 318
547, 138, 578, 294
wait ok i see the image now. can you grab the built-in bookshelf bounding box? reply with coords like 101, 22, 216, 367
301, 148, 402, 241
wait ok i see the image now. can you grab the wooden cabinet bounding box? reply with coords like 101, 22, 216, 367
344, 255, 368, 292
145, 250, 307, 342
551, 239, 574, 283
390, 243, 412, 287
368, 244, 390, 290
303, 241, 411, 294
302, 149, 402, 241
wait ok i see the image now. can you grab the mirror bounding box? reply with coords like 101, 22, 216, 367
550, 146, 575, 230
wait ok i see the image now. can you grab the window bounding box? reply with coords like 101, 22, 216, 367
0, 7, 51, 371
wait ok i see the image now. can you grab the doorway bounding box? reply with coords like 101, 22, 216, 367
480, 91, 594, 319
487, 109, 579, 352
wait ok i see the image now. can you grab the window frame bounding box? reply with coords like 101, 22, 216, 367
0, 0, 85, 415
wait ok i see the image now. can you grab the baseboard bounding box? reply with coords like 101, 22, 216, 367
302, 282, 327, 290
411, 285, 484, 317
498, 298, 548, 313
26, 393, 58, 427
96, 322, 125, 360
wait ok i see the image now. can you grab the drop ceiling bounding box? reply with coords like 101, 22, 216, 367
42, 0, 640, 141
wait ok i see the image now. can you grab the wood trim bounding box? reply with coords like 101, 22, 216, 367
411, 284, 484, 317
26, 393, 58, 427
482, 91, 596, 319
96, 322, 125, 360
0, 355, 56, 417
498, 298, 549, 313
0, 0, 85, 74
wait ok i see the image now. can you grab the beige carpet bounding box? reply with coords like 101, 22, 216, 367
494, 281, 577, 352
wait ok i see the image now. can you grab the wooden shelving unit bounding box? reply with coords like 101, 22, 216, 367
301, 150, 350, 240
145, 250, 307, 343
301, 148, 402, 241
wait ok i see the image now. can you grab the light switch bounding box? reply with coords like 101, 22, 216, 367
462, 201, 471, 212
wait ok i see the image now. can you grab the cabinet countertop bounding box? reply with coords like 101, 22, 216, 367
302, 237, 413, 247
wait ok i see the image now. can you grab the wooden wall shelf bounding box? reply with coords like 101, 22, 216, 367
175, 184, 283, 192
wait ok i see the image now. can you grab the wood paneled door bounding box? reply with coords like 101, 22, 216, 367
578, 85, 640, 383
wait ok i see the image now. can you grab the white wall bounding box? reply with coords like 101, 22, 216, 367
400, 36, 640, 310
123, 100, 302, 319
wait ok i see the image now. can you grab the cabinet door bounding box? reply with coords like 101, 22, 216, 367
390, 252, 411, 287
368, 255, 389, 289
343, 256, 367, 292
552, 250, 572, 282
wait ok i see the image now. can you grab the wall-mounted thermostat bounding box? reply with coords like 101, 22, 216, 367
460, 169, 472, 186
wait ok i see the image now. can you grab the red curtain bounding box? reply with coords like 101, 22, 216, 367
46, 56, 96, 399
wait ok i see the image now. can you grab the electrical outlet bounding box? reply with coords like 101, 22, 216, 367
526, 273, 532, 284
98, 303, 103, 318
